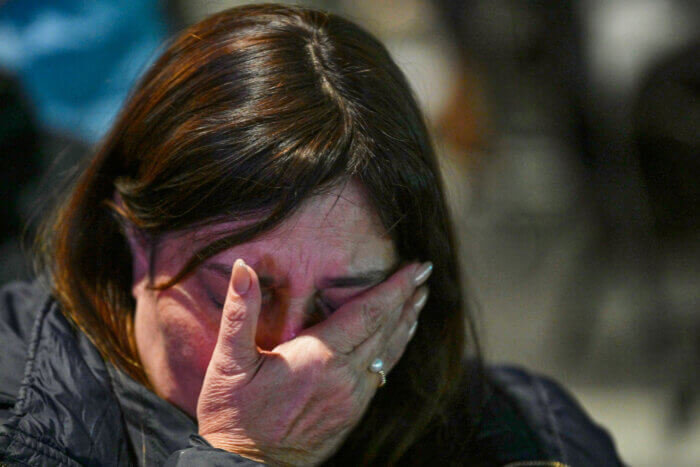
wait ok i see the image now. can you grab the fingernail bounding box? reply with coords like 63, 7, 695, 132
413, 287, 429, 312
232, 259, 251, 295
413, 262, 433, 285
409, 321, 418, 338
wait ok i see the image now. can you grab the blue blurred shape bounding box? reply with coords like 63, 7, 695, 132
0, 0, 168, 142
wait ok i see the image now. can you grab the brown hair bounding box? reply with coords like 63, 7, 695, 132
37, 4, 482, 464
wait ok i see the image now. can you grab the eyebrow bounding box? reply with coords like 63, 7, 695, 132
201, 262, 391, 289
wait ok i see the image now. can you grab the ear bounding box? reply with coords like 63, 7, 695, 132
113, 192, 152, 297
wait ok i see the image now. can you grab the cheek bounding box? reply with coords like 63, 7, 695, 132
155, 288, 220, 382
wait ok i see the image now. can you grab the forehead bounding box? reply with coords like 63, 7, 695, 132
275, 182, 384, 238
179, 180, 395, 271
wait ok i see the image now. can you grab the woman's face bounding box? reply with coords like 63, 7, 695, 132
131, 180, 398, 416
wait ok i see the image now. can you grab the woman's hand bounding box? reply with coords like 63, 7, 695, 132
196, 259, 432, 466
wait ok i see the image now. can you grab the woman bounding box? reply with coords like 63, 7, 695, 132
0, 4, 622, 466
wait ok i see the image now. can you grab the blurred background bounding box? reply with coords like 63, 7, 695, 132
1, 0, 698, 464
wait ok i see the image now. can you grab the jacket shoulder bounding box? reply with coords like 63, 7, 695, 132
488, 365, 624, 467
0, 281, 50, 414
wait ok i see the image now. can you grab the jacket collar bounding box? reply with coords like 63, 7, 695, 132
107, 360, 197, 465
8, 298, 196, 465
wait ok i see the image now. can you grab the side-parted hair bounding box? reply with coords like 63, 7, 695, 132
37, 4, 482, 464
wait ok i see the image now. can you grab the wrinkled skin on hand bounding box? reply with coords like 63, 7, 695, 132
197, 259, 431, 465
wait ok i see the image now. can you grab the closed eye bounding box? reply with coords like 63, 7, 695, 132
199, 260, 398, 314
206, 289, 225, 309
315, 295, 337, 315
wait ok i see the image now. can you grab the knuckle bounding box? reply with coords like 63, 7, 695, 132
331, 321, 358, 355
326, 353, 353, 382
211, 351, 260, 378
400, 273, 415, 300
222, 301, 246, 327
358, 301, 382, 335
396, 265, 417, 298
377, 273, 414, 312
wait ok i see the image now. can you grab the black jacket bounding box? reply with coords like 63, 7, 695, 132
0, 281, 623, 466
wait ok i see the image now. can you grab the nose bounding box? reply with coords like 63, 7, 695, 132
254, 292, 316, 350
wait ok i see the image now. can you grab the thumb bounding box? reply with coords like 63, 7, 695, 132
211, 258, 262, 374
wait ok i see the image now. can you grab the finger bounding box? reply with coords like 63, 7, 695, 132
311, 261, 433, 354
353, 286, 428, 374
378, 287, 426, 371
210, 259, 263, 374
